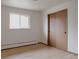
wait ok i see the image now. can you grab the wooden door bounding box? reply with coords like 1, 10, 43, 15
48, 10, 67, 51
48, 13, 56, 47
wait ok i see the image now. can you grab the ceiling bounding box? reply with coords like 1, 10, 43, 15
1, 0, 71, 11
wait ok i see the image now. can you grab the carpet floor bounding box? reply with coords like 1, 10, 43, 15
1, 44, 78, 59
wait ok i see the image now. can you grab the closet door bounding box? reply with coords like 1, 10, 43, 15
48, 10, 67, 51
48, 13, 56, 47
55, 10, 67, 50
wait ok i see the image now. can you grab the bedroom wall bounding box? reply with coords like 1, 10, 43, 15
1, 6, 42, 49
42, 0, 78, 54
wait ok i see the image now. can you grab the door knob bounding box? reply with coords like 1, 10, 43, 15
64, 32, 66, 34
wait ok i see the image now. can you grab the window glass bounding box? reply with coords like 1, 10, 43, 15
10, 13, 20, 29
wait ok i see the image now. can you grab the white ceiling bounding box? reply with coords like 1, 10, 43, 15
2, 0, 71, 11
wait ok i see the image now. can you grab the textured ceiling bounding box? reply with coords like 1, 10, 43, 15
2, 0, 71, 11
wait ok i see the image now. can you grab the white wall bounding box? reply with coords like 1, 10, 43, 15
42, 0, 78, 54
1, 6, 42, 49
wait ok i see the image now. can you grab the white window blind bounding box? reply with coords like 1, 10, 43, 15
9, 13, 30, 29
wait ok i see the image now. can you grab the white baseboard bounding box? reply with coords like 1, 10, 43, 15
2, 40, 39, 49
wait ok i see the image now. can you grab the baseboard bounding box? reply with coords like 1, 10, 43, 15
67, 51, 78, 55
38, 42, 48, 45
1, 40, 39, 50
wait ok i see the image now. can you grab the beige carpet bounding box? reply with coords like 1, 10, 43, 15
2, 44, 78, 59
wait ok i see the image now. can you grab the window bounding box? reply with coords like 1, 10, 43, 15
9, 13, 30, 29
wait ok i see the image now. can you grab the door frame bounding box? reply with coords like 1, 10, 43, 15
48, 9, 68, 51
